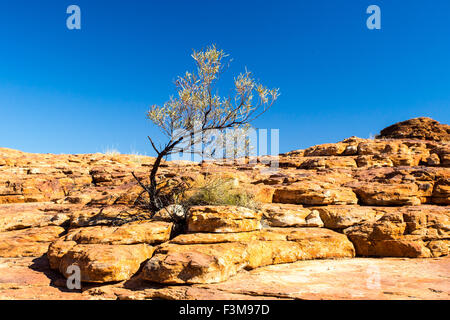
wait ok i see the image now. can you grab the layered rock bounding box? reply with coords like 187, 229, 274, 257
47, 221, 172, 283
273, 181, 358, 205
186, 205, 262, 233
260, 203, 323, 227
141, 228, 355, 284
344, 206, 449, 258
0, 117, 449, 299
376, 117, 450, 142
312, 205, 381, 230
0, 226, 65, 258
0, 202, 69, 232
57, 244, 155, 283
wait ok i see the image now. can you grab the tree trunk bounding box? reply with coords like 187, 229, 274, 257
148, 152, 165, 213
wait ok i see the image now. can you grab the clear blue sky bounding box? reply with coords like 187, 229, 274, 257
0, 0, 449, 155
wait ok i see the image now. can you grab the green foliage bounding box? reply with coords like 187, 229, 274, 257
183, 177, 259, 210
146, 44, 279, 155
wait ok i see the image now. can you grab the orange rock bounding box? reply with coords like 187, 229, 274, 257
66, 220, 172, 245
312, 205, 381, 229
0, 226, 65, 258
432, 178, 450, 205
0, 203, 69, 232
187, 206, 262, 233
142, 242, 249, 284
299, 157, 357, 169
344, 207, 449, 257
377, 117, 450, 142
58, 244, 154, 283
273, 182, 358, 205
142, 228, 355, 284
352, 183, 421, 206
260, 203, 323, 227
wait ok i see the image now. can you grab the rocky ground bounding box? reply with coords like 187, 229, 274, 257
0, 117, 448, 300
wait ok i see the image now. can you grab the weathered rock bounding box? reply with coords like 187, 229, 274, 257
69, 206, 152, 227
273, 182, 358, 205
352, 183, 422, 206
261, 203, 323, 227
142, 242, 249, 284
251, 184, 275, 203
0, 226, 65, 258
376, 117, 450, 142
299, 157, 357, 169
312, 205, 381, 230
65, 220, 172, 245
187, 206, 262, 233
0, 117, 449, 300
153, 205, 185, 222
169, 231, 262, 245
58, 244, 154, 283
356, 155, 394, 168
0, 257, 91, 300
0, 204, 69, 232
432, 178, 450, 205
130, 257, 450, 300
303, 138, 364, 157
344, 207, 449, 257
142, 228, 355, 284
47, 219, 171, 283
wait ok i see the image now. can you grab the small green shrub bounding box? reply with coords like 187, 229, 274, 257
183, 177, 260, 210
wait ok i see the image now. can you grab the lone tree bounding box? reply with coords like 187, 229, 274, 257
133, 45, 279, 215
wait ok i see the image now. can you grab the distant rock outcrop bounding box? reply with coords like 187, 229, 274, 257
377, 117, 450, 142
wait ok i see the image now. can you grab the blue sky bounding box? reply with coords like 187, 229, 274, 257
0, 0, 449, 155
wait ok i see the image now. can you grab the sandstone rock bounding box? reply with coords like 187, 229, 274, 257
58, 244, 154, 283
352, 183, 421, 206
4, 256, 450, 300
304, 143, 349, 156
273, 182, 358, 205
344, 207, 449, 258
142, 242, 249, 284
47, 219, 171, 283
251, 184, 275, 203
312, 205, 381, 230
142, 228, 354, 284
432, 178, 450, 205
356, 155, 394, 168
278, 157, 305, 168
0, 117, 449, 300
260, 203, 323, 227
245, 228, 355, 269
69, 206, 152, 227
66, 220, 172, 245
0, 204, 69, 232
299, 157, 357, 169
186, 206, 262, 233
0, 226, 65, 258
426, 153, 441, 166
0, 257, 91, 300
142, 257, 449, 300
357, 140, 402, 155
153, 205, 185, 222
47, 238, 78, 270
436, 146, 450, 167
377, 117, 450, 142
170, 231, 262, 245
